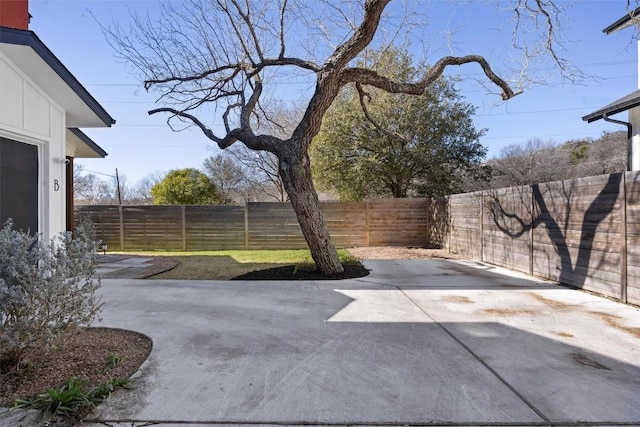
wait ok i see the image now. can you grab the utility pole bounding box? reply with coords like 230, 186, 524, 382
115, 168, 122, 205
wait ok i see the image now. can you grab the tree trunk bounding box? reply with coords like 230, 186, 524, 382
279, 151, 344, 275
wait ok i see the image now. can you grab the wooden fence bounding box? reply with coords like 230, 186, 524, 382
76, 174, 640, 306
446, 171, 640, 306
75, 198, 446, 252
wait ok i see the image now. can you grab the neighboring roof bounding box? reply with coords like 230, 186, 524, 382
67, 128, 108, 158
0, 26, 115, 128
603, 7, 640, 34
582, 89, 640, 123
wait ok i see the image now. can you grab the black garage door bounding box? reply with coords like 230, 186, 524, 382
0, 137, 38, 234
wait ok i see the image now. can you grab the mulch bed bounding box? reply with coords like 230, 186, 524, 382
233, 262, 370, 280
0, 328, 152, 409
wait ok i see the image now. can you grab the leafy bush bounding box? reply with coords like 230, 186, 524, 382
0, 220, 102, 365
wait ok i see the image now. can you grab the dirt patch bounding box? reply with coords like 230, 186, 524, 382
443, 295, 475, 304
483, 308, 538, 316
551, 330, 574, 338
528, 293, 576, 310
594, 313, 640, 338
233, 263, 370, 280
0, 328, 152, 411
347, 247, 460, 260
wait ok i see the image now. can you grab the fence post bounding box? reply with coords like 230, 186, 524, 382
181, 205, 187, 251
480, 192, 484, 262
244, 201, 249, 250
620, 172, 628, 303
528, 186, 533, 275
366, 200, 370, 247
447, 195, 452, 252
118, 205, 125, 251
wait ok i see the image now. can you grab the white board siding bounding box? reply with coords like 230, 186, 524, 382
23, 81, 50, 137
0, 51, 67, 240
0, 55, 23, 129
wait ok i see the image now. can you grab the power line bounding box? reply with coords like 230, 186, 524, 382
82, 59, 638, 88
104, 105, 604, 126
82, 169, 116, 177
481, 131, 623, 140
476, 106, 597, 117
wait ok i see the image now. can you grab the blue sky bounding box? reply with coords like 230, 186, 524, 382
26, 0, 638, 184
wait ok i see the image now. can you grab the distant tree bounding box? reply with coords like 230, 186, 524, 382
203, 154, 248, 204
487, 131, 627, 189
130, 171, 165, 204
73, 165, 115, 204
488, 139, 568, 188
311, 47, 486, 200
562, 138, 591, 166
151, 168, 222, 205
74, 165, 101, 203
579, 131, 626, 176
241, 102, 305, 202
229, 147, 287, 202
455, 164, 494, 193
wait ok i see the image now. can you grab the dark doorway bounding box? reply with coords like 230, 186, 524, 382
0, 137, 39, 234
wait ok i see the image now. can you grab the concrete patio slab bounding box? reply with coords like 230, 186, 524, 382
77, 258, 640, 427
93, 256, 156, 278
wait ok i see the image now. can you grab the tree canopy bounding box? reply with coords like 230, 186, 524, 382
151, 168, 222, 205
311, 48, 486, 200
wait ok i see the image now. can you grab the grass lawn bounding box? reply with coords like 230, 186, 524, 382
110, 249, 359, 280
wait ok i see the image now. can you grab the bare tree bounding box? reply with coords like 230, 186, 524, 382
580, 131, 627, 176
203, 154, 249, 203
226, 147, 286, 202
130, 171, 166, 204
219, 102, 303, 202
487, 131, 628, 189
107, 0, 567, 274
74, 165, 113, 205
488, 138, 569, 188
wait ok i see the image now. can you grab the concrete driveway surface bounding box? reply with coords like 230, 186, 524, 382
44, 259, 640, 425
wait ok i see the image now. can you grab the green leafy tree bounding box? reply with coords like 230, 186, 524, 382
311, 48, 486, 200
151, 168, 222, 205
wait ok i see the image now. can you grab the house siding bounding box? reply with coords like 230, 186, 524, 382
0, 50, 67, 240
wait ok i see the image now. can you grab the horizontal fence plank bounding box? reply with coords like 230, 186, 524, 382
77, 171, 638, 307
444, 172, 635, 305
76, 198, 438, 252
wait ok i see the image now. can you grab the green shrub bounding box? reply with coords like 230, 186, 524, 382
0, 220, 102, 365
14, 375, 129, 422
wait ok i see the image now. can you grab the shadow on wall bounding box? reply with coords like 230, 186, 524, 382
428, 197, 449, 248
487, 173, 622, 293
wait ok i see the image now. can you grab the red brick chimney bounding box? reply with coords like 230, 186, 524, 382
0, 0, 29, 30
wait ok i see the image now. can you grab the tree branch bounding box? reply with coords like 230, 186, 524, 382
149, 107, 222, 143
355, 82, 411, 143
323, 0, 391, 76
229, 0, 264, 63
278, 0, 287, 59
148, 107, 280, 154
343, 55, 521, 100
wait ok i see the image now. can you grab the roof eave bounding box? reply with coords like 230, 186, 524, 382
603, 6, 640, 34
68, 128, 108, 158
0, 27, 115, 127
582, 89, 640, 123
